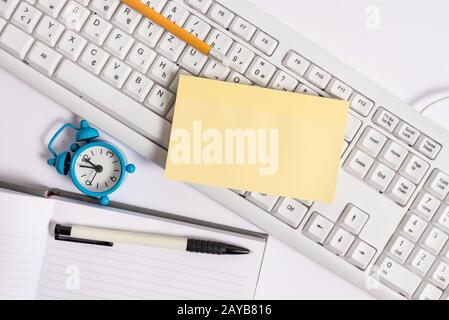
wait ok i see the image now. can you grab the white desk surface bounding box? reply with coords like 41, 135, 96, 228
1, 0, 449, 299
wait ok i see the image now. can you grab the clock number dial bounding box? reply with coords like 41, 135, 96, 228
73, 146, 122, 193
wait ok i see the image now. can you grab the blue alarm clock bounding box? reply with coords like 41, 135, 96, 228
47, 120, 135, 206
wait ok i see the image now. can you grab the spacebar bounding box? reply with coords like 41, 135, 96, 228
54, 60, 171, 148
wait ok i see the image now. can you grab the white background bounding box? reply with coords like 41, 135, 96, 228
1, 0, 449, 299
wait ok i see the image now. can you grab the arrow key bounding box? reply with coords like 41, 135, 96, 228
341, 204, 369, 235
347, 239, 377, 270
326, 228, 355, 256
303, 212, 334, 244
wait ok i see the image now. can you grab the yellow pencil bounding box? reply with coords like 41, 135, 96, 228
121, 0, 230, 66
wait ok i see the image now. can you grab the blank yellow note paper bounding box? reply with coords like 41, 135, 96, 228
165, 76, 349, 203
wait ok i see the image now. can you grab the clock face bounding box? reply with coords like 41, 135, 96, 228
72, 145, 123, 193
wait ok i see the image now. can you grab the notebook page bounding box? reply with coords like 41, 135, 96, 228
37, 199, 266, 300
0, 191, 54, 299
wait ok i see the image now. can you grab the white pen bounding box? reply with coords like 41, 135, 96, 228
53, 224, 250, 255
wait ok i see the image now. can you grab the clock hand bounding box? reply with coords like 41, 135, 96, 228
88, 171, 98, 185
79, 165, 97, 170
83, 158, 100, 168
81, 159, 103, 172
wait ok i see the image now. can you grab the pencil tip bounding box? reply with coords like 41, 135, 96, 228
225, 245, 251, 255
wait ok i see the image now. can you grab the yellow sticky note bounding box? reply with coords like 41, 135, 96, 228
165, 76, 349, 203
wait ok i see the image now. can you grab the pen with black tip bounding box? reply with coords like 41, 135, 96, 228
53, 224, 250, 255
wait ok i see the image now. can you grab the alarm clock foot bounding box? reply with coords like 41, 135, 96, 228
100, 196, 110, 206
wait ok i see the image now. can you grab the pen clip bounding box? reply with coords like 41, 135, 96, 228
54, 234, 113, 247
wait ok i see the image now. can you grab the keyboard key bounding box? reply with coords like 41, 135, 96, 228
165, 104, 175, 121
400, 214, 427, 242
26, 41, 62, 76
149, 55, 179, 86
303, 213, 334, 244
36, 0, 66, 17
0, 0, 19, 19
437, 206, 449, 233
379, 140, 408, 170
246, 56, 276, 87
415, 136, 441, 160
415, 283, 442, 300
12, 2, 42, 33
179, 46, 208, 75
183, 15, 211, 40
135, 18, 164, 48
344, 114, 362, 142
387, 176, 416, 207
112, 3, 142, 33
326, 78, 353, 101
145, 85, 174, 115
399, 154, 429, 184
283, 51, 311, 77
425, 170, 449, 200
101, 57, 132, 88
82, 14, 113, 45
79, 43, 110, 74
60, 1, 91, 32
205, 29, 233, 54
0, 24, 34, 59
350, 93, 374, 117
347, 239, 376, 270
124, 71, 154, 102
387, 235, 414, 264
201, 59, 230, 81
325, 228, 355, 256
54, 59, 171, 147
366, 161, 395, 192
343, 149, 374, 179
156, 32, 186, 61
169, 68, 191, 92
373, 256, 421, 298
126, 42, 156, 73
251, 30, 278, 56
412, 192, 441, 221
373, 108, 399, 132
89, 0, 121, 20
230, 17, 256, 42
341, 141, 349, 156
272, 198, 308, 228
357, 127, 387, 157
297, 199, 314, 207
184, 0, 212, 14
395, 122, 420, 146
34, 15, 65, 47
409, 247, 435, 276
421, 227, 448, 255
295, 84, 318, 96
208, 3, 234, 28
269, 70, 298, 92
141, 0, 167, 12
56, 30, 87, 61
340, 205, 369, 235
246, 193, 280, 212
305, 65, 331, 89
430, 261, 449, 289
226, 71, 252, 85
231, 189, 246, 196
227, 42, 255, 74
162, 1, 189, 25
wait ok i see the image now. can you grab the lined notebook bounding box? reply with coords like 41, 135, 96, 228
0, 190, 267, 300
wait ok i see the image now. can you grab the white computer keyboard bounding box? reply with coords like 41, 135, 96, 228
1, 0, 449, 300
